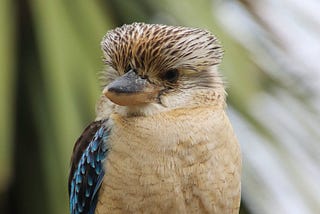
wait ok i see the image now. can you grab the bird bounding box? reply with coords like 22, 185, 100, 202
68, 22, 241, 214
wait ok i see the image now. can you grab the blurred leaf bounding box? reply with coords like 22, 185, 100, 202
0, 0, 15, 194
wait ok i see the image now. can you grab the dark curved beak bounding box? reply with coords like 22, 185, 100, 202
103, 70, 160, 106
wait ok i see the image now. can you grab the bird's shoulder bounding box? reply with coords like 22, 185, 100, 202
68, 119, 110, 214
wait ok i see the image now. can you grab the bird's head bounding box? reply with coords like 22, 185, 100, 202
98, 23, 226, 117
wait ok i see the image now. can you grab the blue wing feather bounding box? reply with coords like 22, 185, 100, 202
69, 120, 110, 214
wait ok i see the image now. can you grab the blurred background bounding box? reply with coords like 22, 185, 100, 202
1, 0, 320, 213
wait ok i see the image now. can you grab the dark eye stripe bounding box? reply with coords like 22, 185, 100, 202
125, 64, 132, 73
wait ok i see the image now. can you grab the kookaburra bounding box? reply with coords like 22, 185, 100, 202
69, 22, 241, 214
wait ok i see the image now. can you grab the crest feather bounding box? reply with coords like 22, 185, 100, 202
101, 23, 223, 74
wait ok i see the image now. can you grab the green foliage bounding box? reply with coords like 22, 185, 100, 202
0, 0, 15, 196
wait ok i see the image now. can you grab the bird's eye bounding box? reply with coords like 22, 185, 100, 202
163, 69, 179, 83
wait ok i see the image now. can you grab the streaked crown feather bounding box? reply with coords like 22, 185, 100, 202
101, 23, 223, 75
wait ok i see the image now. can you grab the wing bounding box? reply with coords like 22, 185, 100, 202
68, 119, 110, 214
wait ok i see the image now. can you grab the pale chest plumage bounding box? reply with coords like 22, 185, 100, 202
95, 107, 241, 214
